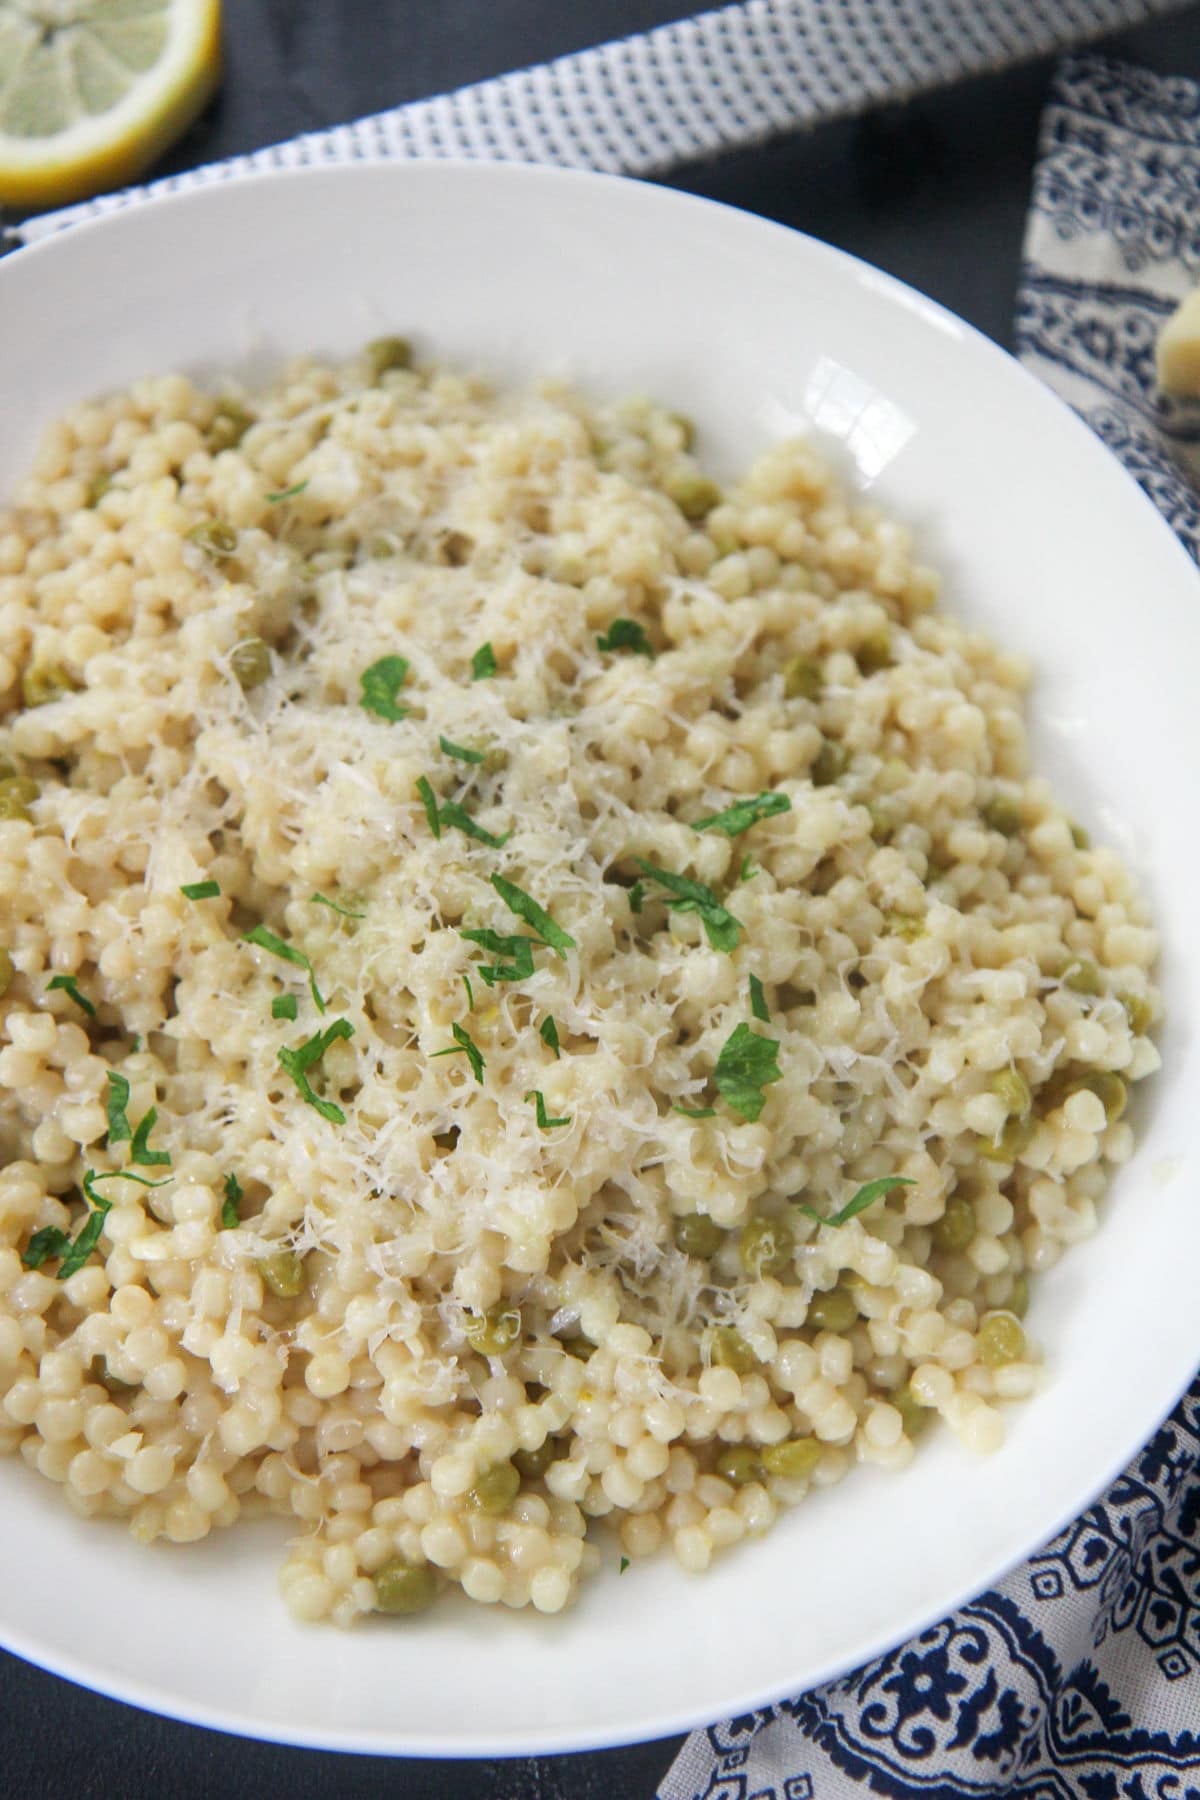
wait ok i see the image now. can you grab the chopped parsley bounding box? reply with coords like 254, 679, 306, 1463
459, 928, 535, 985
130, 1106, 170, 1168
180, 880, 221, 900
417, 778, 510, 847
277, 1018, 355, 1123
271, 994, 298, 1021
713, 1023, 782, 1122
632, 860, 742, 953
433, 1021, 485, 1084
628, 881, 645, 915
243, 924, 326, 1013
672, 1103, 716, 1118
105, 1071, 132, 1146
438, 735, 485, 765
691, 790, 791, 838
619, 1556, 631, 1574
796, 1176, 915, 1229
266, 480, 309, 503
471, 642, 497, 681
311, 891, 365, 919
462, 973, 475, 1011
46, 974, 95, 1016
21, 1171, 131, 1281
596, 618, 654, 658
525, 1089, 571, 1129
221, 1172, 243, 1230
749, 974, 770, 1023
359, 654, 410, 722
738, 856, 757, 884
490, 875, 576, 959
539, 1016, 561, 1057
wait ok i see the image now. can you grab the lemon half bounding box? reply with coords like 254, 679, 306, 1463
0, 0, 221, 209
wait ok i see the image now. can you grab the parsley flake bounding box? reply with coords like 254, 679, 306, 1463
243, 924, 326, 1014
672, 1103, 716, 1118
433, 1022, 485, 1084
417, 780, 509, 847
471, 642, 497, 681
462, 973, 475, 1011
271, 994, 298, 1021
459, 928, 535, 985
596, 618, 655, 658
691, 790, 791, 838
359, 654, 410, 722
490, 875, 576, 959
311, 892, 365, 919
266, 480, 309, 503
438, 735, 485, 765
277, 1018, 355, 1123
221, 1172, 243, 1230
105, 1071, 132, 1147
749, 975, 770, 1023
796, 1176, 915, 1230
21, 1171, 137, 1283
619, 1556, 631, 1574
539, 1016, 561, 1057
130, 1106, 170, 1168
738, 855, 758, 884
632, 860, 743, 953
46, 974, 95, 1016
525, 1089, 571, 1129
713, 1023, 782, 1122
180, 880, 221, 900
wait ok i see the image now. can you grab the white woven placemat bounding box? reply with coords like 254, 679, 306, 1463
8, 0, 1190, 245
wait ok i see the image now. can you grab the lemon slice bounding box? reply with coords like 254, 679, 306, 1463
0, 0, 221, 209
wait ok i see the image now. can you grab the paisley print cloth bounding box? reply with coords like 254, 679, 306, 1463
661, 54, 1200, 1800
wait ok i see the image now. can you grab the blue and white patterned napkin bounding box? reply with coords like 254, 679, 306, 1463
660, 53, 1200, 1800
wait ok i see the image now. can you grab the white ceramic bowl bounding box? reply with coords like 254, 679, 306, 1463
0, 161, 1197, 1757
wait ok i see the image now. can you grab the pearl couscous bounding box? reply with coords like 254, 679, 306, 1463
0, 341, 1160, 1623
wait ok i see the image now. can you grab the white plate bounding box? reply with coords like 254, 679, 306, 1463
0, 161, 1197, 1757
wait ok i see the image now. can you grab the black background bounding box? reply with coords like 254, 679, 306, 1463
3, 5, 1200, 1796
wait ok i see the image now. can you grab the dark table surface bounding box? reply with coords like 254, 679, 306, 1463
3, 5, 1200, 1796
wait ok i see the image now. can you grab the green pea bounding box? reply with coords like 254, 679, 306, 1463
1070, 822, 1091, 851
188, 520, 238, 559
1120, 991, 1154, 1037
258, 1251, 306, 1298
990, 1067, 1032, 1118
782, 655, 823, 701
1082, 1069, 1128, 1121
230, 637, 272, 691
0, 949, 12, 999
708, 1325, 756, 1373
855, 630, 892, 675
807, 1287, 858, 1334
366, 336, 413, 378
1007, 1274, 1030, 1319
513, 1440, 557, 1480
674, 1213, 723, 1259
209, 399, 255, 451
22, 661, 78, 708
982, 795, 1022, 836
665, 471, 722, 521
467, 1460, 520, 1514
463, 1304, 522, 1356
978, 1311, 1026, 1368
760, 1436, 823, 1480
892, 1385, 932, 1438
1062, 958, 1103, 997
976, 1113, 1034, 1163
932, 1195, 976, 1253
739, 1214, 794, 1279
0, 777, 38, 822
86, 472, 112, 508
715, 1446, 762, 1486
811, 741, 848, 788
373, 1558, 437, 1615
